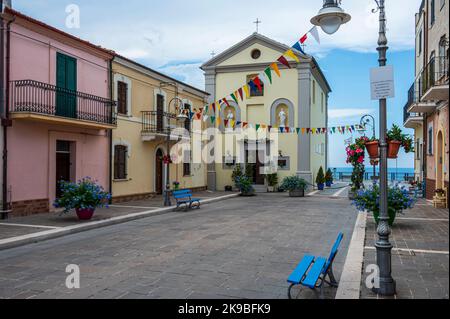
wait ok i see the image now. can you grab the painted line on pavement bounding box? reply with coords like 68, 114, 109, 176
307, 190, 320, 196
0, 223, 62, 230
333, 186, 349, 197
396, 217, 449, 222
364, 246, 449, 255
0, 193, 239, 251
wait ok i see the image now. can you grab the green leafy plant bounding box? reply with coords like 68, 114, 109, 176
53, 177, 111, 214
235, 176, 255, 195
325, 169, 334, 183
352, 185, 417, 226
232, 165, 243, 183
266, 173, 279, 187
281, 176, 307, 191
316, 167, 325, 185
387, 124, 404, 142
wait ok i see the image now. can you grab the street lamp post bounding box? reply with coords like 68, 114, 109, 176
311, 0, 396, 296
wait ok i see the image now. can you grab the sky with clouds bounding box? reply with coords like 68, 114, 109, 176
12, 0, 423, 168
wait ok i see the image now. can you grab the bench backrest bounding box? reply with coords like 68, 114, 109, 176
173, 190, 193, 200
323, 233, 344, 274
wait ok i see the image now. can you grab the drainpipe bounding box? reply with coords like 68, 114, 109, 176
1, 15, 5, 219
1, 16, 13, 219
108, 59, 113, 203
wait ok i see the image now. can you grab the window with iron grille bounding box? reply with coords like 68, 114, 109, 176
114, 145, 128, 180
117, 81, 128, 115
183, 150, 191, 176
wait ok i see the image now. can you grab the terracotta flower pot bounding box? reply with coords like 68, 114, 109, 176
387, 140, 402, 159
76, 208, 95, 220
365, 141, 380, 159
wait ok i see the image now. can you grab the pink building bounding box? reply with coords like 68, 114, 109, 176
2, 8, 116, 216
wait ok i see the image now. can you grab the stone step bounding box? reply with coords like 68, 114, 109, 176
252, 185, 267, 193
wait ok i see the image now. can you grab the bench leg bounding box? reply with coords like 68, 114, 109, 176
287, 284, 296, 300
325, 267, 339, 288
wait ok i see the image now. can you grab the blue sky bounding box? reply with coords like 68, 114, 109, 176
12, 0, 422, 168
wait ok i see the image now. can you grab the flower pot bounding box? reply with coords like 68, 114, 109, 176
326, 181, 333, 188
317, 183, 325, 191
289, 189, 305, 197
365, 141, 380, 159
387, 140, 402, 159
76, 208, 95, 220
268, 186, 275, 193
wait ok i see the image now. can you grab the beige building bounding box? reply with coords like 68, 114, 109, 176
201, 33, 330, 191
404, 0, 448, 205
111, 56, 209, 202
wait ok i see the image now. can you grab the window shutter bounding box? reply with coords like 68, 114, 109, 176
114, 145, 128, 180
117, 82, 128, 115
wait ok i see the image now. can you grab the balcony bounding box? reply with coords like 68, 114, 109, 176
403, 83, 423, 128
9, 80, 117, 129
421, 56, 449, 102
141, 111, 190, 142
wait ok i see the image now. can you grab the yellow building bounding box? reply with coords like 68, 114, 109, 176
111, 56, 209, 202
201, 33, 331, 191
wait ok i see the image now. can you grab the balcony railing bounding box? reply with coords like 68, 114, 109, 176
142, 111, 180, 135
9, 80, 117, 126
421, 56, 449, 96
404, 83, 422, 123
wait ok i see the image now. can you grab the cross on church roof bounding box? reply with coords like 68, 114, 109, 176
254, 18, 261, 33
210, 50, 216, 58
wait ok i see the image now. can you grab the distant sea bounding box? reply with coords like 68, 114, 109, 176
331, 167, 414, 175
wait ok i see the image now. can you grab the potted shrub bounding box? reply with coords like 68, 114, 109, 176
281, 176, 307, 197
54, 177, 111, 220
325, 169, 334, 187
266, 173, 279, 192
235, 176, 255, 196
353, 185, 416, 226
316, 167, 326, 191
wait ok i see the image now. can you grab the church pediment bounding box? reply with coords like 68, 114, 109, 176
201, 33, 308, 70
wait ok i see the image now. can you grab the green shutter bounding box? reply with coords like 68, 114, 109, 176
56, 53, 77, 118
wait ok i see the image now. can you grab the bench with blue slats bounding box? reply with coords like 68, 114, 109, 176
287, 233, 344, 299
173, 189, 201, 211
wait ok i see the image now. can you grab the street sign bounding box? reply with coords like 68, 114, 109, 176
370, 65, 395, 100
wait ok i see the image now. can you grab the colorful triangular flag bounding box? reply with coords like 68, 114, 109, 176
264, 67, 272, 84
309, 26, 320, 44
277, 56, 291, 69
270, 63, 281, 77
238, 87, 244, 101
284, 49, 300, 63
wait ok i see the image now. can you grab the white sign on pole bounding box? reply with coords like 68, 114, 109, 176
370, 65, 395, 100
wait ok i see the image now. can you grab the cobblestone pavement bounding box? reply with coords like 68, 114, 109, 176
361, 200, 449, 299
0, 193, 357, 299
0, 191, 235, 240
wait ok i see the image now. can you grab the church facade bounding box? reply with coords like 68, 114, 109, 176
201, 33, 331, 191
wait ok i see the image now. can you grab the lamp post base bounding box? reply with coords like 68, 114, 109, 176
374, 241, 397, 296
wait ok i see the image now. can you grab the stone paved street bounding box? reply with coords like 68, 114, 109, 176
361, 200, 449, 299
0, 192, 357, 299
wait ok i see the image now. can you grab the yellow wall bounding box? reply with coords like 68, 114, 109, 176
310, 78, 327, 181
112, 61, 207, 198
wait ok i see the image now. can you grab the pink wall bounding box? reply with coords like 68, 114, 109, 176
7, 22, 112, 208
10, 24, 109, 98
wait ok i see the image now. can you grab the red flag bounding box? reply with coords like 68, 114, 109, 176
223, 97, 230, 107
212, 103, 216, 113
300, 33, 308, 44
224, 119, 229, 127
242, 122, 248, 128
238, 87, 244, 100
253, 76, 263, 92
268, 125, 272, 132
277, 56, 291, 69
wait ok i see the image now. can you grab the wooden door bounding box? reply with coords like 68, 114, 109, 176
156, 149, 164, 195
56, 141, 71, 198
255, 151, 265, 185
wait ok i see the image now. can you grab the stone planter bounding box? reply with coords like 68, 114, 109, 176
289, 189, 305, 197
267, 186, 275, 193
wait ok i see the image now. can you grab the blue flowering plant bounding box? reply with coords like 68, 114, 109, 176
54, 177, 111, 214
352, 185, 416, 226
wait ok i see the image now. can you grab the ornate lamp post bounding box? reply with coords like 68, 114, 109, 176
311, 0, 396, 296
357, 114, 378, 186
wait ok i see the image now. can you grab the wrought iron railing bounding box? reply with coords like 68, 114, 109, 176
421, 55, 449, 97
9, 80, 117, 125
142, 111, 180, 134
403, 83, 422, 123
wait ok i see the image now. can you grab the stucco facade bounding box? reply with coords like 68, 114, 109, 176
201, 33, 330, 191
111, 57, 208, 201
3, 9, 114, 215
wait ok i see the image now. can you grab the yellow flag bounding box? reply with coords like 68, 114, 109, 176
231, 120, 235, 128
216, 101, 221, 113
284, 49, 300, 63
243, 85, 250, 98
271, 63, 281, 77
216, 116, 221, 125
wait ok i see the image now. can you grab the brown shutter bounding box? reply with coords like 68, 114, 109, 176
117, 82, 128, 115
114, 146, 127, 180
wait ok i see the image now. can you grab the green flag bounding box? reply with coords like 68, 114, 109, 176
210, 116, 216, 124
264, 67, 272, 84
256, 124, 261, 131
230, 93, 239, 104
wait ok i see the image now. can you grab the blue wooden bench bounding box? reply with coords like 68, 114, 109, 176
287, 233, 344, 299
173, 190, 201, 211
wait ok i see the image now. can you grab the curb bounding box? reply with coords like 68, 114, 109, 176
0, 193, 239, 252
335, 211, 367, 299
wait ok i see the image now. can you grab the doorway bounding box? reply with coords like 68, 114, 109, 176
437, 131, 444, 189
56, 140, 72, 198
246, 149, 265, 185
155, 149, 164, 195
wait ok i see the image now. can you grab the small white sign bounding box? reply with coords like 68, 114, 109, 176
370, 65, 395, 100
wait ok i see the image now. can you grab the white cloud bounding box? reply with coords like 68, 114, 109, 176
329, 108, 374, 120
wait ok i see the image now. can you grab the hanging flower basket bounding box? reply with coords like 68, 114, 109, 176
387, 140, 402, 159
365, 140, 380, 159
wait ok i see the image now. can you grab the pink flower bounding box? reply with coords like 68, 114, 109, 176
356, 149, 363, 153
358, 156, 364, 163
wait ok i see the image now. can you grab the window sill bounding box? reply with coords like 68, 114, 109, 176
113, 178, 132, 183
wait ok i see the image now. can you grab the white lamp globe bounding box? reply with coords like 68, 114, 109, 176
311, 1, 351, 35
